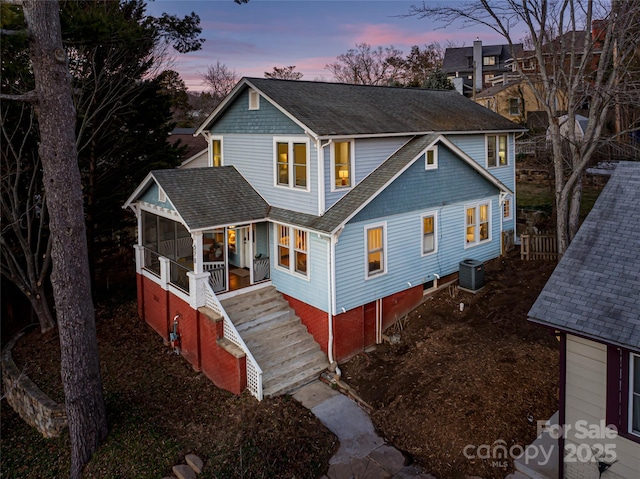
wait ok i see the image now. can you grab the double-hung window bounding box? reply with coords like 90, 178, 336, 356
487, 134, 508, 167
275, 138, 308, 190
277, 224, 308, 277
465, 202, 491, 246
365, 223, 386, 278
332, 140, 353, 189
421, 213, 437, 255
210, 137, 222, 167
509, 98, 520, 116
503, 195, 512, 220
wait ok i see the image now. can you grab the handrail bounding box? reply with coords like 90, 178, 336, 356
204, 281, 263, 400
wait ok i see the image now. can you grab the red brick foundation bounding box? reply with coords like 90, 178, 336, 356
282, 295, 329, 354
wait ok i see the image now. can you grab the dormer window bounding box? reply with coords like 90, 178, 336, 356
249, 90, 260, 110
331, 140, 353, 190
483, 56, 497, 66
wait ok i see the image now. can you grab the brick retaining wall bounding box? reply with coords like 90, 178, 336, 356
1, 332, 68, 438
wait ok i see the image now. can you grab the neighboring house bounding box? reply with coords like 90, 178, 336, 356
168, 128, 208, 168
528, 162, 640, 479
443, 40, 523, 96
124, 78, 526, 400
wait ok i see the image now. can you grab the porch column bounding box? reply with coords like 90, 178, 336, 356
188, 271, 211, 309
192, 231, 204, 274
159, 257, 170, 290
134, 244, 144, 275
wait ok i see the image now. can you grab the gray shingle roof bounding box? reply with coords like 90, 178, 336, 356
528, 162, 640, 351
242, 78, 525, 136
152, 167, 269, 230
442, 44, 523, 74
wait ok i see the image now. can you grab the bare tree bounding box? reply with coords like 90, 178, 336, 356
202, 60, 239, 103
325, 43, 404, 85
410, 0, 640, 255
4, 1, 108, 477
264, 65, 303, 80
1, 103, 54, 332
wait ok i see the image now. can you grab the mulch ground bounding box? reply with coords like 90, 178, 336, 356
2, 287, 337, 479
341, 252, 559, 479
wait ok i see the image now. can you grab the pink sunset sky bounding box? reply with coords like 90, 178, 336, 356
147, 0, 525, 91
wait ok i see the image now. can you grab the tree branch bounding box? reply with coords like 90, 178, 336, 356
0, 91, 38, 103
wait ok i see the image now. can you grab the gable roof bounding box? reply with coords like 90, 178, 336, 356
269, 134, 511, 234
196, 77, 526, 138
528, 162, 640, 351
126, 167, 270, 231
168, 128, 208, 160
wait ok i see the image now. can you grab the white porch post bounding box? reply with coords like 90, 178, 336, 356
159, 257, 170, 290
134, 244, 144, 275
192, 231, 204, 274
188, 271, 210, 308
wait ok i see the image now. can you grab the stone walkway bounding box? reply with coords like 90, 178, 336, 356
293, 380, 436, 479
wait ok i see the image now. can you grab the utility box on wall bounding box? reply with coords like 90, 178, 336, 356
459, 259, 485, 292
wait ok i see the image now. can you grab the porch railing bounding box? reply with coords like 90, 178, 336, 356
142, 247, 161, 276
204, 262, 226, 292
204, 282, 263, 400
169, 260, 191, 293
253, 256, 270, 282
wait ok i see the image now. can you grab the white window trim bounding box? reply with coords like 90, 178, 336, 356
502, 195, 513, 221
158, 187, 166, 203
486, 134, 509, 168
329, 139, 355, 193
420, 211, 438, 256
364, 222, 387, 280
209, 135, 223, 167
273, 137, 311, 192
630, 352, 640, 437
424, 146, 438, 170
274, 224, 310, 280
464, 200, 492, 248
248, 89, 260, 110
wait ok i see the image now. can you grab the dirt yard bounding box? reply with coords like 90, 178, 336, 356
341, 252, 559, 479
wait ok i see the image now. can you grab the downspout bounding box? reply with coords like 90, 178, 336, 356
327, 232, 340, 378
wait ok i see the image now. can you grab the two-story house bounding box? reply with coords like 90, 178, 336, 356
124, 78, 526, 400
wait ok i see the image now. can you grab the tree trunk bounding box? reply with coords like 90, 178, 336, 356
27, 285, 55, 333
22, 1, 108, 478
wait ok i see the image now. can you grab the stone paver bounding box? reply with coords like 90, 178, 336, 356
172, 464, 196, 479
294, 380, 434, 479
185, 453, 203, 474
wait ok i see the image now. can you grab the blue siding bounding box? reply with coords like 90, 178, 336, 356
209, 89, 304, 135
269, 224, 330, 312
447, 133, 516, 191
140, 183, 175, 210
334, 196, 502, 312
352, 144, 499, 223
221, 133, 319, 216
324, 137, 410, 209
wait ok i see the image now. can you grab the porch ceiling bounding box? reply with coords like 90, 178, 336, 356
152, 167, 270, 231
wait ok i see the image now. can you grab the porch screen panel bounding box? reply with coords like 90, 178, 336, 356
159, 216, 176, 260
142, 211, 158, 250
367, 227, 383, 276
293, 143, 307, 188
294, 229, 307, 275
277, 142, 289, 186
278, 225, 290, 268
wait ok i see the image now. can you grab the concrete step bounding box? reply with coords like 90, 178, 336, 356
263, 359, 328, 397
232, 301, 291, 328
252, 333, 318, 364
235, 308, 293, 333
221, 286, 280, 312
243, 320, 307, 346
261, 345, 326, 373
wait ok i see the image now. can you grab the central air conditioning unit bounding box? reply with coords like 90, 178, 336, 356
459, 259, 485, 292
